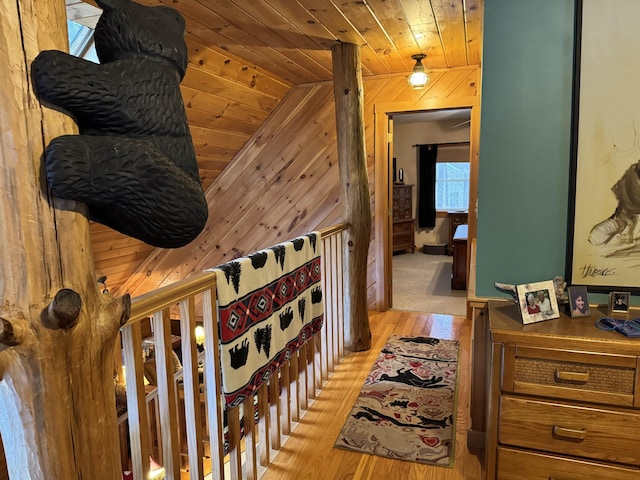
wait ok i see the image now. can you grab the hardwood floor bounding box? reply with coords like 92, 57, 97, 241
261, 310, 482, 480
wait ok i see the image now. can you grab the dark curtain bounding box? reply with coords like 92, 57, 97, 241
417, 144, 437, 228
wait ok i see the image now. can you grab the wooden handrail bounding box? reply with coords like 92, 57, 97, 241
125, 226, 347, 327
318, 223, 348, 238
118, 226, 348, 480
126, 272, 217, 325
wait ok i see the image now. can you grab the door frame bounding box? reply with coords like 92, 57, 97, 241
373, 97, 481, 311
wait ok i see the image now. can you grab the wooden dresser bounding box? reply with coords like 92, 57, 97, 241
451, 224, 467, 290
392, 184, 415, 253
447, 211, 467, 255
484, 301, 640, 479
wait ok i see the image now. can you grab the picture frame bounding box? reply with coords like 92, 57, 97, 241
516, 280, 561, 325
567, 285, 590, 318
609, 291, 631, 318
566, 0, 640, 294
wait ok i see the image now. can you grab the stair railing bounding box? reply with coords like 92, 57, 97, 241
117, 224, 348, 479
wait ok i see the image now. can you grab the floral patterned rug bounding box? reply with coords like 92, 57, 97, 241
334, 335, 459, 466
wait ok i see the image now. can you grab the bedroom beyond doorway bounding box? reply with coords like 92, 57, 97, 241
392, 251, 467, 316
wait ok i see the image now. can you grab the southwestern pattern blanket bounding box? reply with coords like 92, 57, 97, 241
208, 233, 323, 407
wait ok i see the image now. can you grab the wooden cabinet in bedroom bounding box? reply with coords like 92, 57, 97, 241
447, 211, 467, 255
392, 184, 415, 253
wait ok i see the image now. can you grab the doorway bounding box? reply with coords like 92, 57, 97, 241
389, 109, 471, 314
373, 99, 480, 311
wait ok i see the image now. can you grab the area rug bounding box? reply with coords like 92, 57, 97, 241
334, 335, 459, 466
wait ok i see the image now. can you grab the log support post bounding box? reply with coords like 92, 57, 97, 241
0, 1, 130, 478
331, 42, 372, 351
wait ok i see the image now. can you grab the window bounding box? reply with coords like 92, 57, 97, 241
435, 162, 470, 211
67, 20, 98, 63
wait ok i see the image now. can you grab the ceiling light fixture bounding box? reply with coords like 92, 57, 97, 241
407, 54, 428, 89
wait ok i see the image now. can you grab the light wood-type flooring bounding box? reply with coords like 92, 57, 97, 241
260, 310, 482, 480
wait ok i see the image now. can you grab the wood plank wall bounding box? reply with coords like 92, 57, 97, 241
90, 32, 291, 294
113, 67, 479, 310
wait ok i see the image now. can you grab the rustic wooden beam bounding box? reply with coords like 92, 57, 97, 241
331, 43, 372, 351
0, 0, 129, 478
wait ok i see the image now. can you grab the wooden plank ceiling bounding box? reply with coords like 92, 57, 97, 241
62, 0, 483, 295
120, 70, 480, 302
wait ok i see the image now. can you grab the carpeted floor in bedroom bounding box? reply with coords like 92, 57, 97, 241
391, 251, 467, 317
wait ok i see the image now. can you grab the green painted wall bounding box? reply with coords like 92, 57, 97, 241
476, 0, 576, 298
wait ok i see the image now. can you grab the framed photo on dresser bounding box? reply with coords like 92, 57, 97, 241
567, 285, 590, 318
516, 280, 560, 325
609, 291, 631, 315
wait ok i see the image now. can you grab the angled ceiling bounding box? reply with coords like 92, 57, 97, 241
63, 0, 484, 193
67, 0, 483, 85
61, 0, 484, 296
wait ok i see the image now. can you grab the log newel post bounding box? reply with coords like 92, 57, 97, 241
331, 42, 372, 351
0, 1, 130, 478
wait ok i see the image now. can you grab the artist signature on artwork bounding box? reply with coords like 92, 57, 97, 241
579, 264, 617, 278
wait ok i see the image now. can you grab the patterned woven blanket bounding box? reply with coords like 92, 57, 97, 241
208, 233, 323, 407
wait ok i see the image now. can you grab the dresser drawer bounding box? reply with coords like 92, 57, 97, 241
499, 395, 640, 466
393, 219, 414, 252
393, 219, 413, 235
503, 345, 638, 406
392, 185, 413, 220
497, 446, 640, 480
392, 199, 412, 220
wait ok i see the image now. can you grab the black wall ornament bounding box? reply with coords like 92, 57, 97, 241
31, 0, 207, 248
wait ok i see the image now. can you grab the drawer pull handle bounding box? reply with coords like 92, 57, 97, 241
552, 425, 587, 441
554, 370, 589, 383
